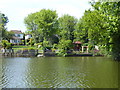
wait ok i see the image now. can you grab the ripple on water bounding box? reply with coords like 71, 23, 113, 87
1, 57, 118, 88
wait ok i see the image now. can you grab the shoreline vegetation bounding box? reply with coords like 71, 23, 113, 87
0, 1, 120, 60
0, 44, 103, 57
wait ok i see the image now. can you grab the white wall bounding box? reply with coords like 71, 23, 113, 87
25, 35, 32, 39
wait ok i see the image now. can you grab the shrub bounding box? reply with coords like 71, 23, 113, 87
57, 39, 73, 56
1, 40, 12, 49
26, 43, 29, 46
43, 40, 49, 48
53, 44, 58, 49
6, 43, 12, 49
22, 40, 25, 45
29, 38, 35, 46
83, 43, 88, 46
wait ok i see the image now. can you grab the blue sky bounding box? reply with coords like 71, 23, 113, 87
0, 0, 92, 32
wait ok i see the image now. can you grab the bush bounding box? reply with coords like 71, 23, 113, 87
1, 40, 12, 49
22, 40, 25, 45
29, 38, 35, 46
83, 43, 88, 46
99, 45, 110, 56
57, 39, 73, 56
53, 44, 58, 49
6, 43, 12, 49
26, 43, 29, 46
43, 40, 49, 48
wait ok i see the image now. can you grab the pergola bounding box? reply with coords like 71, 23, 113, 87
73, 41, 82, 51
73, 41, 89, 53
82, 46, 89, 53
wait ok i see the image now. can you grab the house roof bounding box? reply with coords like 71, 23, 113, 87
73, 41, 82, 44
11, 30, 23, 34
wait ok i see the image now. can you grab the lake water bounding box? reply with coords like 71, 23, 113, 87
0, 57, 119, 88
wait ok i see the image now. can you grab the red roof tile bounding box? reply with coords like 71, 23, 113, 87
73, 41, 82, 44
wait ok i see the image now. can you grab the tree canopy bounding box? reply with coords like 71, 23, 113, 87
0, 12, 9, 40
24, 9, 58, 43
58, 14, 77, 41
79, 1, 120, 60
23, 2, 120, 59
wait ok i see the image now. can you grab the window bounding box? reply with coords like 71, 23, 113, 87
17, 34, 20, 37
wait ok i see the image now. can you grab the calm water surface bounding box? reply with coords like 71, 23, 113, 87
1, 57, 118, 88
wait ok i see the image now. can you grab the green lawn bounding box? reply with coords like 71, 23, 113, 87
13, 45, 37, 50
12, 45, 43, 53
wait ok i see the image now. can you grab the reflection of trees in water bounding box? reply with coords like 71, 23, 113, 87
2, 57, 118, 88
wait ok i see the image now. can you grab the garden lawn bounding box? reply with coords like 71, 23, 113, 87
12, 45, 43, 53
13, 45, 37, 50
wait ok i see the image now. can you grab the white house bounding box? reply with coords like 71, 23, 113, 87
10, 30, 24, 44
25, 34, 32, 40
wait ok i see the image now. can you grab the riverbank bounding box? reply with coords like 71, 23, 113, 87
0, 49, 103, 57
0, 46, 103, 57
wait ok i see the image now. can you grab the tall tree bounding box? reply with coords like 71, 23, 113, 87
81, 1, 120, 60
0, 12, 9, 40
74, 18, 88, 43
24, 9, 58, 44
58, 14, 77, 41
24, 12, 40, 43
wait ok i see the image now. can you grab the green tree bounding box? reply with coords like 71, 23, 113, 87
24, 9, 58, 44
24, 12, 40, 43
0, 12, 9, 40
81, 1, 120, 60
57, 39, 73, 56
58, 14, 77, 41
74, 18, 88, 43
6, 31, 14, 41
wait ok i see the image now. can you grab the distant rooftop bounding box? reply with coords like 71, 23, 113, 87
73, 41, 82, 44
11, 30, 23, 34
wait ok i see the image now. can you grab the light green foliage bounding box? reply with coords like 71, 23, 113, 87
82, 10, 108, 45
74, 18, 88, 43
29, 38, 35, 46
0, 13, 9, 40
24, 9, 58, 44
1, 40, 12, 49
6, 31, 14, 41
35, 9, 58, 38
57, 39, 73, 56
0, 13, 13, 41
81, 1, 120, 59
43, 39, 49, 48
23, 3, 120, 59
24, 12, 41, 43
58, 14, 77, 41
1, 40, 8, 48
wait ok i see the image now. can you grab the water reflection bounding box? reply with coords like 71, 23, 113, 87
1, 57, 118, 88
